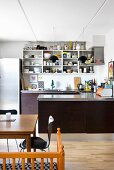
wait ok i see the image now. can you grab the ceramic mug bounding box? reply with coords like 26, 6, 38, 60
6, 112, 11, 120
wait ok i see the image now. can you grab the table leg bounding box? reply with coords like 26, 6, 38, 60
33, 126, 36, 152
33, 126, 36, 137
26, 135, 31, 162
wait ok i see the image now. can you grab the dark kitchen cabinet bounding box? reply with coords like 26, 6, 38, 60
38, 100, 114, 133
93, 46, 104, 64
38, 101, 85, 133
21, 91, 77, 115
86, 101, 114, 133
21, 93, 38, 114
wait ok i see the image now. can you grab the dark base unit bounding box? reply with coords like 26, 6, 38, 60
38, 101, 85, 133
38, 100, 114, 133
21, 93, 38, 114
86, 101, 114, 133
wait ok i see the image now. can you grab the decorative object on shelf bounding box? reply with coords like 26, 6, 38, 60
76, 43, 80, 50
79, 68, 82, 73
83, 68, 87, 73
49, 55, 58, 63
67, 69, 72, 73
53, 45, 57, 50
64, 44, 69, 50
34, 67, 41, 73
24, 60, 30, 66
57, 44, 61, 50
73, 42, 76, 50
89, 66, 93, 73
31, 83, 38, 89
49, 46, 53, 50
80, 43, 85, 50
69, 41, 73, 50
44, 53, 51, 59
29, 74, 38, 83
108, 61, 114, 80
78, 56, 87, 63
67, 53, 71, 58
24, 55, 29, 58
38, 81, 44, 89
63, 52, 67, 58
24, 68, 29, 73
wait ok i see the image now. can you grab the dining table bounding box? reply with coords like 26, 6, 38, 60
0, 114, 38, 152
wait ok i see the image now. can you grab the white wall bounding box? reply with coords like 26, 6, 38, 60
0, 41, 109, 89
0, 41, 26, 59
96, 28, 114, 85
105, 29, 114, 64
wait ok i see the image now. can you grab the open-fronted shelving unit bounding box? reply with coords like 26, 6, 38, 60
23, 48, 104, 75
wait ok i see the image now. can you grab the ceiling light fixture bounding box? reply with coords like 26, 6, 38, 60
78, 0, 109, 40
17, 0, 38, 42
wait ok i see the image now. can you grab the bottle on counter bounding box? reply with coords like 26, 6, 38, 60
93, 78, 97, 93
85, 81, 88, 91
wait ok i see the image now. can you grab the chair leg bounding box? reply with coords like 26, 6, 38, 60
15, 139, 19, 152
41, 149, 49, 163
6, 139, 9, 152
6, 139, 10, 163
47, 147, 50, 163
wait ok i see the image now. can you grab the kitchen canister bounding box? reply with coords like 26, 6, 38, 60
83, 68, 87, 73
73, 42, 76, 50
67, 53, 71, 58
76, 43, 80, 50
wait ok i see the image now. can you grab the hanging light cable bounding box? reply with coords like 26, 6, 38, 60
78, 0, 109, 40
17, 0, 38, 42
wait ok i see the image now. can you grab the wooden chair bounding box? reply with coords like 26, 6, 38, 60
0, 110, 19, 152
19, 115, 54, 152
0, 128, 65, 170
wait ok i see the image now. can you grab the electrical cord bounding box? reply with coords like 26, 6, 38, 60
17, 0, 38, 42
78, 0, 109, 40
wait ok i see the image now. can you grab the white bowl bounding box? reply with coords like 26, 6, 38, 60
44, 53, 51, 59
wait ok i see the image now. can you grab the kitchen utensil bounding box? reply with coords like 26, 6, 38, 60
78, 56, 87, 63
44, 53, 51, 59
67, 69, 72, 73
77, 83, 84, 91
49, 55, 58, 63
74, 77, 81, 90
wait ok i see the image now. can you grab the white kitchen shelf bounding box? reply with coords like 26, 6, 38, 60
22, 48, 104, 74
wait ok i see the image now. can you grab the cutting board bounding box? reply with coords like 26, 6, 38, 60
74, 77, 81, 90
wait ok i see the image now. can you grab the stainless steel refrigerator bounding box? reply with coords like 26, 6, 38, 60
0, 58, 21, 114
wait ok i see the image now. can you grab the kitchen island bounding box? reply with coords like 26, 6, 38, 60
38, 93, 114, 133
21, 90, 79, 114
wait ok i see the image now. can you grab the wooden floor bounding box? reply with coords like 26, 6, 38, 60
1, 134, 114, 170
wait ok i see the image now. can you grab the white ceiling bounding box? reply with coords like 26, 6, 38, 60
0, 0, 113, 41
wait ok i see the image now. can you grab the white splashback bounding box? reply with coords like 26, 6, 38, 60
38, 74, 98, 90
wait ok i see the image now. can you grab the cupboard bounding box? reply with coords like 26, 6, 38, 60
38, 100, 114, 133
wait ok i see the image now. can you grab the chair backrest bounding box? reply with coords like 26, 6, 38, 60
0, 109, 17, 115
47, 115, 54, 147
